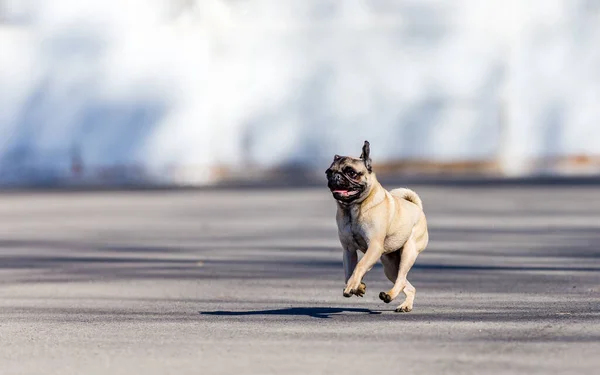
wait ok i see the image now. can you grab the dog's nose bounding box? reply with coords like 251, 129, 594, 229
334, 173, 343, 184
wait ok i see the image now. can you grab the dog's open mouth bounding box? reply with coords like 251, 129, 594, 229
332, 189, 359, 198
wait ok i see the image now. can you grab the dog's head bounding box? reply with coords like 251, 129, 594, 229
325, 140, 374, 204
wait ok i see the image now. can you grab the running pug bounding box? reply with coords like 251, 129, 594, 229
326, 141, 429, 312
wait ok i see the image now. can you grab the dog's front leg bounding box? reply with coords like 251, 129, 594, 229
342, 249, 366, 297
343, 249, 358, 283
343, 242, 383, 297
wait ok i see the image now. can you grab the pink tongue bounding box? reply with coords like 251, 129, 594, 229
334, 190, 351, 197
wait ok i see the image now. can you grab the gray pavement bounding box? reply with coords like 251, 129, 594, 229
0, 185, 599, 374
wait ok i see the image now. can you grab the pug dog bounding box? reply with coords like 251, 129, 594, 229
326, 141, 429, 312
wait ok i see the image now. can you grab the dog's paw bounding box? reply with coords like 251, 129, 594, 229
343, 278, 362, 297
354, 282, 366, 297
395, 303, 413, 313
379, 292, 392, 304
343, 286, 364, 298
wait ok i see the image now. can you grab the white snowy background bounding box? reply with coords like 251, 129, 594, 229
1, 0, 599, 184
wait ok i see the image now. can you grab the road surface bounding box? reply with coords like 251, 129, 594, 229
0, 184, 599, 374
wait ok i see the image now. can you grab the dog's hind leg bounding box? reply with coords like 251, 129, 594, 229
378, 237, 418, 312
396, 280, 416, 312
380, 250, 400, 283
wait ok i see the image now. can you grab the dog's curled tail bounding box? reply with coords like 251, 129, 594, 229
390, 188, 423, 209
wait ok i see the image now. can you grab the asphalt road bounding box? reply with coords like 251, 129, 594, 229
0, 184, 599, 374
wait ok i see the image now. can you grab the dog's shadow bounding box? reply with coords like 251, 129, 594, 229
200, 307, 382, 319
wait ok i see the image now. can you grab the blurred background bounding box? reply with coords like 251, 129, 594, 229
1, 0, 600, 187
2, 3, 600, 372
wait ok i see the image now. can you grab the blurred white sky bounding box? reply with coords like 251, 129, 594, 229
0, 0, 599, 184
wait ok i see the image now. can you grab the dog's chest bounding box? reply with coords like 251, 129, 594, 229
338, 211, 369, 252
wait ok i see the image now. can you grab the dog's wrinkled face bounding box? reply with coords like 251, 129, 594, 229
326, 141, 373, 203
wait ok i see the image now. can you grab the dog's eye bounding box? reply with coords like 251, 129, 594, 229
345, 169, 358, 178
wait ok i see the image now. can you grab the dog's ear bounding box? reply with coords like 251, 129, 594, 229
334, 154, 342, 161
360, 141, 372, 172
